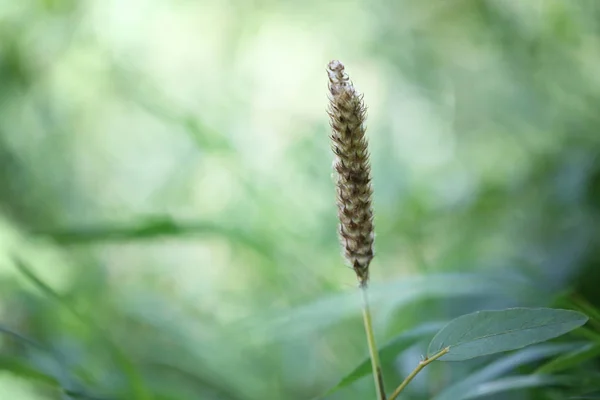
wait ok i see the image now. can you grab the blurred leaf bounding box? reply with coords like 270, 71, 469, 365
566, 295, 600, 331
0, 354, 60, 387
30, 216, 276, 264
321, 322, 444, 397
573, 298, 600, 323
0, 326, 109, 399
63, 390, 117, 400
428, 308, 588, 361
142, 361, 248, 400
13, 258, 151, 400
0, 324, 46, 350
109, 60, 233, 152
460, 375, 574, 400
0, 324, 72, 388
32, 216, 225, 244
253, 273, 523, 342
570, 391, 600, 399
537, 342, 600, 374
575, 327, 600, 344
433, 343, 579, 400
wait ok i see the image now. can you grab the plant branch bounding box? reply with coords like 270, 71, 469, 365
388, 347, 450, 400
361, 286, 386, 400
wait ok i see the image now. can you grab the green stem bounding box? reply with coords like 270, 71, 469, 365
388, 347, 450, 400
360, 286, 386, 400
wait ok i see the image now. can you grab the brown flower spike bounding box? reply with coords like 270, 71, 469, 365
327, 60, 375, 287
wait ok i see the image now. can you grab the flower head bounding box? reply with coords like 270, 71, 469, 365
327, 60, 374, 287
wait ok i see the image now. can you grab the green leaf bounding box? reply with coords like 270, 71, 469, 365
567, 297, 600, 326
433, 343, 579, 400
570, 391, 600, 399
32, 216, 224, 244
0, 355, 60, 387
250, 273, 520, 342
576, 327, 600, 344
460, 375, 574, 399
428, 308, 588, 361
321, 322, 444, 397
0, 324, 72, 387
0, 325, 46, 350
13, 258, 151, 400
537, 342, 600, 374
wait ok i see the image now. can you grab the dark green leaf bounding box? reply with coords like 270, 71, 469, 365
13, 258, 151, 400
0, 355, 60, 387
0, 324, 71, 387
433, 343, 579, 400
460, 375, 574, 399
570, 391, 600, 399
0, 324, 46, 350
537, 342, 600, 374
31, 216, 218, 243
428, 308, 588, 361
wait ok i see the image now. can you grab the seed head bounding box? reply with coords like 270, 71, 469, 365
327, 60, 374, 287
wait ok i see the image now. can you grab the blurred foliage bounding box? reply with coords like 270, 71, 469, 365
1, 0, 600, 399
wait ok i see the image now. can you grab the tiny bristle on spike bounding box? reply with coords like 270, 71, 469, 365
326, 60, 374, 287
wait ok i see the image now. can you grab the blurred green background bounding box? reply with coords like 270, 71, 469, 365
2, 0, 600, 399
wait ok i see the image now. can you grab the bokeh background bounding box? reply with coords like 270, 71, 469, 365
2, 0, 600, 399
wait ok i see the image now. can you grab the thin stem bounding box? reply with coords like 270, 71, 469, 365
388, 347, 450, 400
360, 286, 386, 400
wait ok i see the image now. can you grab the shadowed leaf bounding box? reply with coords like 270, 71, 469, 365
537, 342, 600, 374
434, 343, 580, 400
460, 375, 574, 399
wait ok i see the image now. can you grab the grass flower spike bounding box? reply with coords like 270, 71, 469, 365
327, 60, 375, 288
327, 60, 385, 400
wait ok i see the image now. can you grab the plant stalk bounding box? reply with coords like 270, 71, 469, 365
361, 286, 386, 400
388, 347, 450, 400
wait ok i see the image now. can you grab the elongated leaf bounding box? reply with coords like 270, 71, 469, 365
13, 258, 150, 400
463, 372, 600, 399
574, 327, 600, 344
0, 325, 46, 350
428, 308, 588, 361
461, 375, 573, 399
0, 327, 107, 399
568, 297, 600, 326
433, 343, 579, 400
537, 342, 600, 374
0, 355, 60, 387
321, 322, 444, 397
0, 324, 72, 388
248, 273, 519, 343
32, 216, 243, 245
570, 391, 600, 399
